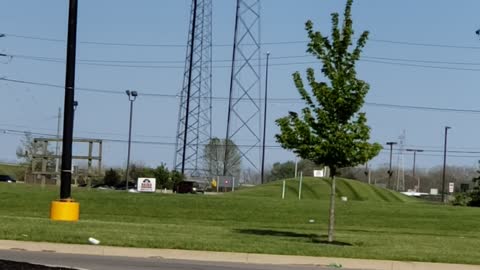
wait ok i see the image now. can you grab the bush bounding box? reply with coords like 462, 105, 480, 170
468, 190, 480, 207
452, 193, 472, 206
104, 168, 120, 186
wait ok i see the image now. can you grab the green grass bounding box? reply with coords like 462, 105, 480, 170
0, 179, 479, 265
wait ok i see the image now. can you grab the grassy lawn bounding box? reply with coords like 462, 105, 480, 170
0, 179, 479, 264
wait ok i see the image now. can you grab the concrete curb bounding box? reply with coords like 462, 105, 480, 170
0, 240, 478, 270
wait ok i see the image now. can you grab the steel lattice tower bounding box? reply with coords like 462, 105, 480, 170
224, 0, 261, 176
175, 0, 213, 177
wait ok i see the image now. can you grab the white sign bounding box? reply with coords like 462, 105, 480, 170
449, 182, 454, 193
137, 178, 156, 192
313, 170, 325, 178
430, 188, 438, 195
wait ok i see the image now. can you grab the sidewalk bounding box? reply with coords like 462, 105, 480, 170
0, 240, 478, 270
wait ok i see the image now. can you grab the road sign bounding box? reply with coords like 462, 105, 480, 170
449, 182, 454, 193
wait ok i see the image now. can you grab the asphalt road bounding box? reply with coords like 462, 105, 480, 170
0, 250, 351, 270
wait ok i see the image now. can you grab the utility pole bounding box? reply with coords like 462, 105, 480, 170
406, 149, 423, 192
442, 126, 451, 203
125, 90, 138, 191
260, 52, 270, 185
386, 142, 397, 189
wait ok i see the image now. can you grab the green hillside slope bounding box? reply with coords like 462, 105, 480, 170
234, 177, 415, 202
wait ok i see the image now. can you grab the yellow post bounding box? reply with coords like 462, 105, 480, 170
50, 199, 80, 222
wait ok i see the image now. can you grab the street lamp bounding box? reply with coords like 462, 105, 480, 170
442, 126, 451, 203
386, 142, 397, 189
261, 51, 270, 185
406, 149, 424, 192
125, 90, 138, 191
51, 0, 79, 222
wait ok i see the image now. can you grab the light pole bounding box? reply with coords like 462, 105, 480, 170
386, 142, 397, 189
406, 149, 423, 192
50, 0, 79, 222
261, 51, 270, 185
442, 126, 451, 203
125, 90, 138, 191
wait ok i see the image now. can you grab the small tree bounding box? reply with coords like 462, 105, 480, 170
170, 170, 185, 191
469, 162, 480, 207
203, 138, 241, 178
153, 164, 170, 189
103, 168, 120, 187
275, 0, 381, 242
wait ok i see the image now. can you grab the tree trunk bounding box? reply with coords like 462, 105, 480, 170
328, 174, 336, 242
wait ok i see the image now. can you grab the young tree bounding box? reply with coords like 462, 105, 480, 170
153, 164, 170, 189
203, 138, 241, 178
275, 0, 381, 242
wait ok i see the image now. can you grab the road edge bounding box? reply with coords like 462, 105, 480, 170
0, 240, 478, 270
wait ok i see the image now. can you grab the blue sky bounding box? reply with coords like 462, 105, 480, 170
2, 0, 480, 172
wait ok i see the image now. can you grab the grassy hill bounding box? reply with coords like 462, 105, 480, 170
0, 163, 25, 180
233, 177, 415, 203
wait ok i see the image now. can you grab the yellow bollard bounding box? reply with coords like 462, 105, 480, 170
50, 199, 80, 222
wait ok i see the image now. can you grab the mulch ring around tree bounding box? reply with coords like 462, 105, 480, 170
0, 260, 76, 270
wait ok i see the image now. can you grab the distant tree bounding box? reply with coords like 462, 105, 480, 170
170, 170, 185, 190
128, 163, 154, 182
153, 164, 170, 189
268, 161, 295, 182
203, 138, 241, 178
266, 159, 325, 182
241, 167, 261, 184
103, 168, 120, 187
275, 0, 381, 242
468, 162, 480, 207
16, 133, 55, 176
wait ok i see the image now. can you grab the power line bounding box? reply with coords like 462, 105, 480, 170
4, 127, 480, 158
3, 77, 480, 114
9, 52, 480, 67
5, 32, 480, 50
0, 128, 281, 149
6, 52, 480, 72
6, 52, 310, 64
361, 59, 480, 72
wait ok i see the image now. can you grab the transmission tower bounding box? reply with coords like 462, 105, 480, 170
224, 0, 262, 176
174, 0, 213, 177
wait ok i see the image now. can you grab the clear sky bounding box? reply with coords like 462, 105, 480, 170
2, 0, 480, 172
